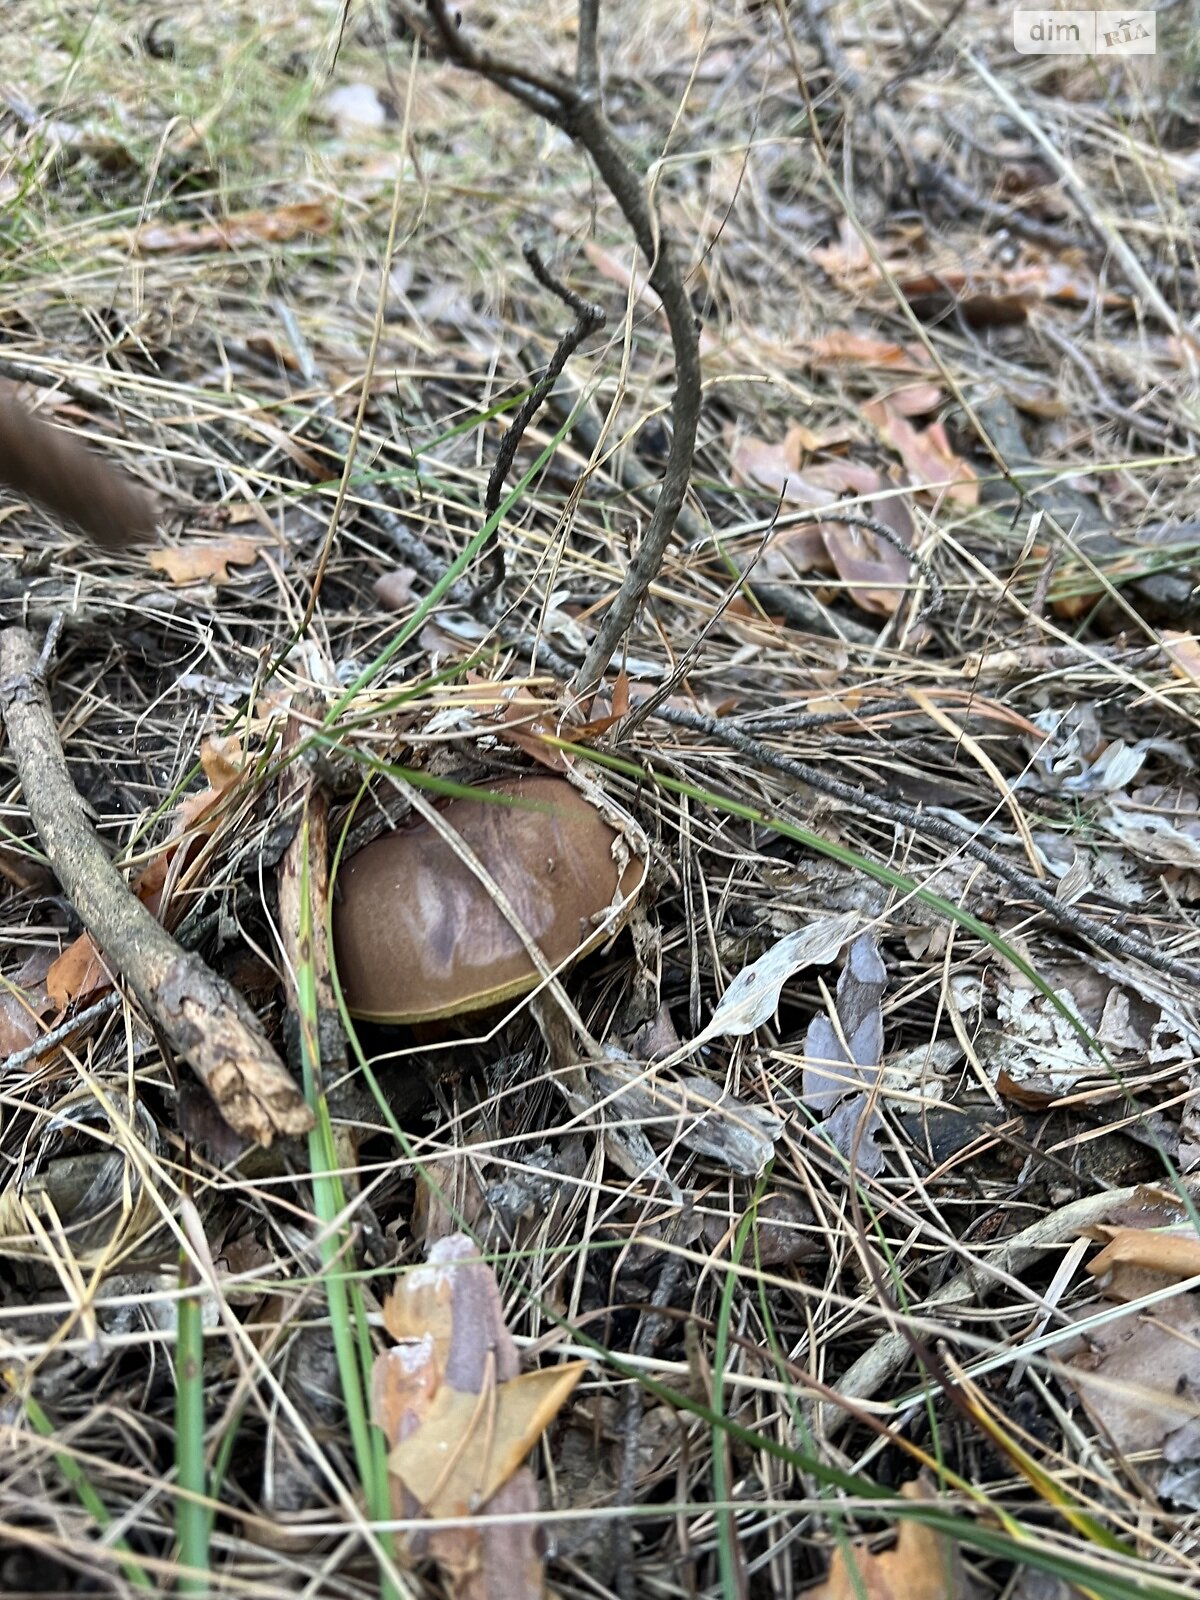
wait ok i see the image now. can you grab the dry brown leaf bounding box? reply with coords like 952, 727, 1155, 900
427, 1472, 542, 1600
46, 934, 111, 1011
463, 676, 569, 771
784, 419, 852, 454
862, 398, 979, 507
199, 735, 246, 793
0, 988, 41, 1056
809, 1479, 977, 1600
813, 246, 1124, 318
1086, 1226, 1200, 1283
42, 742, 251, 1009
388, 1364, 586, 1517
373, 1234, 587, 1600
148, 537, 262, 586
374, 566, 419, 611
799, 331, 934, 370
134, 201, 333, 255
881, 381, 944, 417
821, 514, 912, 616
1064, 1293, 1200, 1465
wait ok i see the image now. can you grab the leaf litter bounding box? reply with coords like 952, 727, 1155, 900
1, 1, 1200, 1597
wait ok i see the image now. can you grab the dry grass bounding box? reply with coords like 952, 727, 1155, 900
1, 0, 1199, 1595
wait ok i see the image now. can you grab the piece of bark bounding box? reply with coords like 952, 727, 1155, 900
0, 625, 312, 1145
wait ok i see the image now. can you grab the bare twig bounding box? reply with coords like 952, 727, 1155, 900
470, 245, 604, 608
0, 626, 312, 1147
400, 0, 702, 700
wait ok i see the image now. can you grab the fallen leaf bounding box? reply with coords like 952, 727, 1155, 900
373, 1233, 586, 1598
820, 511, 913, 616
1102, 795, 1200, 871
1162, 632, 1200, 687
799, 332, 934, 371
388, 1364, 585, 1517
374, 565, 419, 611
1085, 1226, 1200, 1283
464, 676, 568, 771
988, 983, 1096, 1102
1063, 1293, 1200, 1485
784, 419, 851, 454
148, 537, 262, 586
862, 398, 979, 507
730, 434, 917, 605
809, 1478, 978, 1599
881, 381, 943, 417
46, 934, 110, 1011
199, 735, 246, 792
0, 988, 41, 1056
696, 911, 858, 1042
804, 934, 886, 1113
899, 274, 1034, 326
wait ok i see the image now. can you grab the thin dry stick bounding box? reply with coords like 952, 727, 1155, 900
0, 625, 312, 1147
963, 48, 1194, 351
645, 702, 1200, 986
823, 1181, 1193, 1429
470, 244, 605, 608
402, 0, 702, 699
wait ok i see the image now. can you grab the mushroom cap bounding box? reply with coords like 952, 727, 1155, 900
332, 775, 644, 1023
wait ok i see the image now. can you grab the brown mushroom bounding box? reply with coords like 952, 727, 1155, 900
332, 775, 645, 1024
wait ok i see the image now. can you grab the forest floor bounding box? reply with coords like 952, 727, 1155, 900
1, 2, 1199, 1597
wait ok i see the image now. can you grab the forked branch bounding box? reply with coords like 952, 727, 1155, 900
398, 0, 701, 699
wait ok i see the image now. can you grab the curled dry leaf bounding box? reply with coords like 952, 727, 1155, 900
1085, 1225, 1200, 1286
464, 674, 569, 771
696, 911, 858, 1042
48, 735, 250, 1009
862, 397, 979, 507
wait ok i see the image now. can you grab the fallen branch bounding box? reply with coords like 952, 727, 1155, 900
0, 624, 312, 1147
